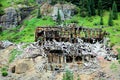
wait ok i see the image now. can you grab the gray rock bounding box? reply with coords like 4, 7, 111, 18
36, 0, 51, 4
0, 7, 21, 29
0, 6, 33, 30
52, 3, 75, 21
0, 40, 13, 49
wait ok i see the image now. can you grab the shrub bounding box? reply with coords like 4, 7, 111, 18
62, 70, 73, 80
70, 19, 79, 24
2, 71, 8, 77
1, 67, 8, 77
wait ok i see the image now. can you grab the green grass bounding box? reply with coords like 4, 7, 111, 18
110, 62, 118, 71
65, 11, 120, 45
0, 0, 36, 8
0, 9, 120, 45
0, 16, 55, 43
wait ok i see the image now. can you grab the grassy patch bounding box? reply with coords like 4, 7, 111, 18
9, 49, 22, 63
64, 12, 120, 45
110, 62, 118, 71
0, 0, 36, 8
0, 16, 55, 43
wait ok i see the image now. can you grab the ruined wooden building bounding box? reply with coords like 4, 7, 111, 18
35, 25, 109, 64
35, 26, 108, 43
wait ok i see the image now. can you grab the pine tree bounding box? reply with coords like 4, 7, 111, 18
37, 6, 41, 18
80, 0, 88, 17
56, 9, 61, 25
100, 14, 104, 25
90, 0, 96, 16
108, 9, 113, 26
87, 0, 92, 16
112, 1, 118, 20
98, 0, 103, 16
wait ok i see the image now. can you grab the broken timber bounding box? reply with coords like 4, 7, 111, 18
35, 26, 109, 43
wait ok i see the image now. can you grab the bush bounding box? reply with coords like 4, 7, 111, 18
62, 70, 73, 80
1, 67, 8, 77
2, 71, 8, 76
70, 19, 79, 24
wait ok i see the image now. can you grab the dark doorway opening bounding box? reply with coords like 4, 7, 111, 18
75, 56, 82, 61
66, 56, 73, 63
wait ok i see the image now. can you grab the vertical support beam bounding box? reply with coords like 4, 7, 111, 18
82, 55, 85, 63
52, 54, 53, 62
59, 55, 61, 64
73, 55, 75, 63
92, 30, 95, 39
64, 56, 66, 63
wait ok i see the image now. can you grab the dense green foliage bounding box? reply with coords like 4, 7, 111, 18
100, 15, 104, 25
56, 10, 61, 25
108, 9, 113, 26
112, 1, 118, 20
1, 67, 8, 77
37, 6, 41, 18
98, 0, 103, 16
62, 70, 73, 80
0, 3, 5, 16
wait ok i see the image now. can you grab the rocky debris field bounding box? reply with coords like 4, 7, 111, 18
0, 40, 120, 80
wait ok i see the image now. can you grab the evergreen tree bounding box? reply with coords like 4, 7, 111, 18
98, 0, 103, 16
80, 0, 88, 17
56, 9, 61, 25
108, 9, 113, 26
90, 0, 96, 16
112, 1, 118, 20
87, 0, 92, 16
0, 3, 5, 16
100, 14, 104, 25
37, 6, 41, 18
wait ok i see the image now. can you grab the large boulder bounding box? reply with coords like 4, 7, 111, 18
0, 5, 33, 30
11, 59, 34, 74
0, 7, 21, 29
41, 3, 76, 21
41, 2, 52, 16
0, 40, 13, 49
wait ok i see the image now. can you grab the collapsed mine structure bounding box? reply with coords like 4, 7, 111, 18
35, 24, 111, 64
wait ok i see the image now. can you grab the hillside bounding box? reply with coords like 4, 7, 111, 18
0, 11, 120, 45
0, 0, 120, 80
